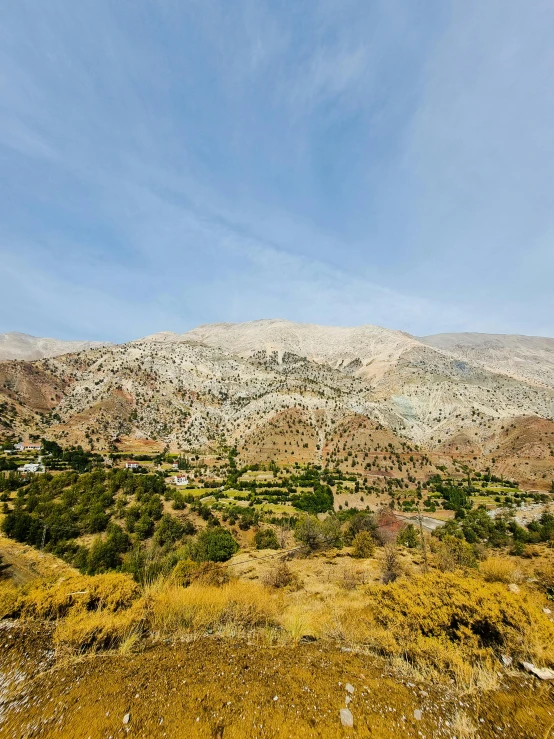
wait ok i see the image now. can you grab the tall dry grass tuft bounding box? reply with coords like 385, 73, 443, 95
480, 557, 521, 584
16, 573, 139, 620
451, 711, 478, 738
0, 579, 20, 619
147, 580, 277, 636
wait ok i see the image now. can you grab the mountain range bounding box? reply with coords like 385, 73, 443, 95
1, 320, 553, 488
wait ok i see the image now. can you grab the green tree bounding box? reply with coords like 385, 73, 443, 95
352, 531, 375, 558
154, 514, 185, 546
397, 524, 420, 548
253, 528, 280, 550
294, 515, 324, 550
189, 528, 239, 562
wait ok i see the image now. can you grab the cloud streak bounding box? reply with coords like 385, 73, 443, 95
0, 1, 553, 340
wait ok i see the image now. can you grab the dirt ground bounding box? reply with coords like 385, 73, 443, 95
1, 623, 553, 739
0, 535, 76, 586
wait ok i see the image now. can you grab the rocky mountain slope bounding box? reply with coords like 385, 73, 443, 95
180, 319, 419, 382
1, 320, 554, 487
0, 332, 110, 361
421, 332, 554, 388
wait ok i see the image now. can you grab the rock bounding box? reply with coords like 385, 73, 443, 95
340, 708, 354, 727
414, 709, 422, 721
522, 662, 554, 680
300, 635, 317, 643
345, 683, 355, 694
501, 655, 513, 667
345, 696, 351, 705
123, 713, 130, 725
508, 583, 520, 593
543, 608, 552, 615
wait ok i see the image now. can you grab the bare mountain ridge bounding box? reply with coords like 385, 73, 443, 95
0, 332, 111, 361
422, 332, 554, 388
168, 319, 554, 390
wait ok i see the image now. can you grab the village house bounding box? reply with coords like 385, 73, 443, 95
14, 443, 42, 451
125, 461, 140, 470
173, 475, 189, 486
18, 463, 43, 474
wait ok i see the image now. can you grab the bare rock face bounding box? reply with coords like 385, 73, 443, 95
421, 332, 554, 388
182, 319, 419, 383
0, 332, 111, 361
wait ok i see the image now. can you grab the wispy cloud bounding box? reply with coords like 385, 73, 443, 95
0, 1, 553, 341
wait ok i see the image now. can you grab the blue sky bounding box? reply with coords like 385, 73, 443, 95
1, 1, 554, 342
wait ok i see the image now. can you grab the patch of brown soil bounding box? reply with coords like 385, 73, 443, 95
1, 627, 553, 739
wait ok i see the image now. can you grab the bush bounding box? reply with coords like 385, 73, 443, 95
480, 557, 520, 584
15, 573, 139, 620
154, 514, 185, 546
352, 531, 375, 558
347, 572, 554, 669
188, 528, 239, 562
345, 512, 376, 544
172, 559, 200, 586
397, 524, 420, 548
253, 528, 280, 550
381, 543, 402, 584
294, 515, 325, 550
434, 535, 477, 572
263, 560, 296, 589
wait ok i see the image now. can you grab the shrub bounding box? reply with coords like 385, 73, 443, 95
254, 528, 280, 550
154, 514, 185, 546
263, 560, 296, 589
172, 559, 200, 586
294, 515, 325, 550
381, 543, 402, 583
480, 557, 520, 584
352, 531, 375, 558
397, 524, 420, 548
434, 535, 477, 572
345, 512, 376, 544
350, 572, 554, 669
321, 516, 343, 547
188, 528, 239, 562
16, 572, 140, 620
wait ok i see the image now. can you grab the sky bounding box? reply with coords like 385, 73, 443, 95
1, 0, 554, 342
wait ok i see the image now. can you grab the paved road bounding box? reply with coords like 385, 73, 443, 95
395, 513, 447, 533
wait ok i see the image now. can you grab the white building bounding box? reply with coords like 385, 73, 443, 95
173, 475, 189, 486
18, 463, 43, 474
125, 461, 140, 470
14, 443, 41, 451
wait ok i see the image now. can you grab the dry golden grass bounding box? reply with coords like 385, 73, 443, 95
480, 556, 522, 583
0, 579, 20, 618
451, 710, 478, 738
329, 571, 554, 673
16, 573, 139, 620
53, 601, 146, 654
146, 579, 277, 636
4, 546, 554, 691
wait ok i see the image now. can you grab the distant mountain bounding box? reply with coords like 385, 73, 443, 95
1, 320, 553, 489
0, 332, 111, 361
181, 319, 420, 382
421, 332, 554, 388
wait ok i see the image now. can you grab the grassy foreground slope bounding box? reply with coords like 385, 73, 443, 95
2, 536, 554, 738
